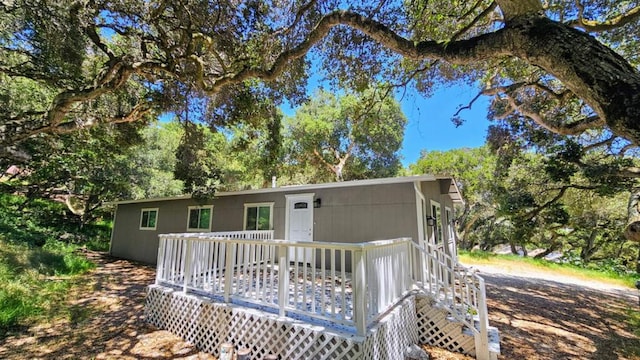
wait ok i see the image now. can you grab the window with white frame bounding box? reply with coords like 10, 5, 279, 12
187, 205, 213, 231
244, 203, 274, 230
140, 208, 158, 230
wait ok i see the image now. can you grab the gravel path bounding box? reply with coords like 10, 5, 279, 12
472, 264, 640, 360
1, 252, 638, 359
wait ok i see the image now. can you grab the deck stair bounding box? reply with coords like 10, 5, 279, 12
412, 243, 500, 360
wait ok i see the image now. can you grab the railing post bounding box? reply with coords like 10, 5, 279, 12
278, 244, 290, 317
407, 239, 414, 288
156, 236, 166, 285
224, 240, 234, 303
183, 238, 193, 294
475, 276, 491, 360
353, 247, 367, 336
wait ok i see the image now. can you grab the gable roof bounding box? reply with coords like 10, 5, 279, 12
109, 175, 463, 205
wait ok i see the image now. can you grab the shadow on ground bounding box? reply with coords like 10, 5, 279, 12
0, 251, 214, 360
2, 252, 638, 359
482, 273, 640, 360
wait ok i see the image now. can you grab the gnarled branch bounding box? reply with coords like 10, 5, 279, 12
570, 1, 640, 32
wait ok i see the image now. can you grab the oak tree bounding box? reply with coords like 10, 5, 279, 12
2, 0, 640, 229
287, 88, 406, 182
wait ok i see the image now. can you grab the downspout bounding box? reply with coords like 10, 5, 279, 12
414, 181, 426, 283
108, 204, 118, 255
414, 181, 426, 245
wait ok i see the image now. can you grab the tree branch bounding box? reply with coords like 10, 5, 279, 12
617, 167, 640, 179
484, 82, 605, 135
569, 2, 640, 32
85, 25, 115, 60
583, 136, 615, 151
9, 99, 154, 144
524, 184, 598, 220
454, 90, 485, 118
450, 1, 498, 41
312, 148, 338, 174
271, 0, 317, 37
525, 186, 568, 220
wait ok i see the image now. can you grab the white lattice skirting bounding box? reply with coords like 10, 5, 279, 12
415, 296, 476, 356
146, 285, 476, 359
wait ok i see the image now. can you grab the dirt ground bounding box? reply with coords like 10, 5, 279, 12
475, 264, 640, 360
0, 251, 638, 359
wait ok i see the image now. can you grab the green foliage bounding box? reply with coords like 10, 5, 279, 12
175, 121, 221, 199
411, 146, 495, 203
0, 239, 93, 333
627, 308, 640, 338
286, 88, 407, 182
409, 146, 639, 271
410, 146, 497, 250
5, 122, 148, 227
125, 122, 185, 199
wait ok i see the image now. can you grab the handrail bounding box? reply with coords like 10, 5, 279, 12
411, 242, 490, 360
158, 233, 408, 251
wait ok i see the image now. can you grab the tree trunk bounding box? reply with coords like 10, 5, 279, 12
580, 229, 599, 263
335, 8, 640, 144
506, 16, 640, 143
534, 234, 559, 259
533, 246, 555, 259
625, 190, 640, 242
510, 240, 518, 255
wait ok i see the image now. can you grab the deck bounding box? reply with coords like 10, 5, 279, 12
148, 231, 498, 360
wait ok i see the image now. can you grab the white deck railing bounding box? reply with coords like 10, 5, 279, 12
155, 232, 413, 336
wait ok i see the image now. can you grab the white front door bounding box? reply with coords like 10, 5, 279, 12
285, 194, 314, 263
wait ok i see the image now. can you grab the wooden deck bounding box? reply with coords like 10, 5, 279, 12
150, 231, 497, 360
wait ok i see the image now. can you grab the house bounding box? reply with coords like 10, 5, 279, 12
109, 175, 499, 360
109, 175, 462, 264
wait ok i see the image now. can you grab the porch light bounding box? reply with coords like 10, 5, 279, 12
426, 216, 436, 227
313, 198, 322, 208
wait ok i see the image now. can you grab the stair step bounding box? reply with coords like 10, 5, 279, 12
461, 325, 501, 356
488, 326, 501, 355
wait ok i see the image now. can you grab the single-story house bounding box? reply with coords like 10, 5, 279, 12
109, 175, 462, 264
112, 175, 500, 359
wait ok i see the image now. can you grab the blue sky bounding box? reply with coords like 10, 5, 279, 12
162, 83, 491, 168
281, 84, 491, 167
398, 86, 490, 166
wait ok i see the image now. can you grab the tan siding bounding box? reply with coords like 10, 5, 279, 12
312, 182, 418, 244
110, 182, 424, 264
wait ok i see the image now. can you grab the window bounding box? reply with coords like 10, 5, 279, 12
187, 205, 213, 231
445, 207, 454, 242
244, 203, 274, 230
140, 208, 158, 230
431, 200, 442, 244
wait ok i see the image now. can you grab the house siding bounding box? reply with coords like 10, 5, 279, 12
110, 180, 454, 264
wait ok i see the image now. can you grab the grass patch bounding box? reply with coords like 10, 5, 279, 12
459, 250, 640, 288
0, 193, 109, 335
0, 239, 95, 335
